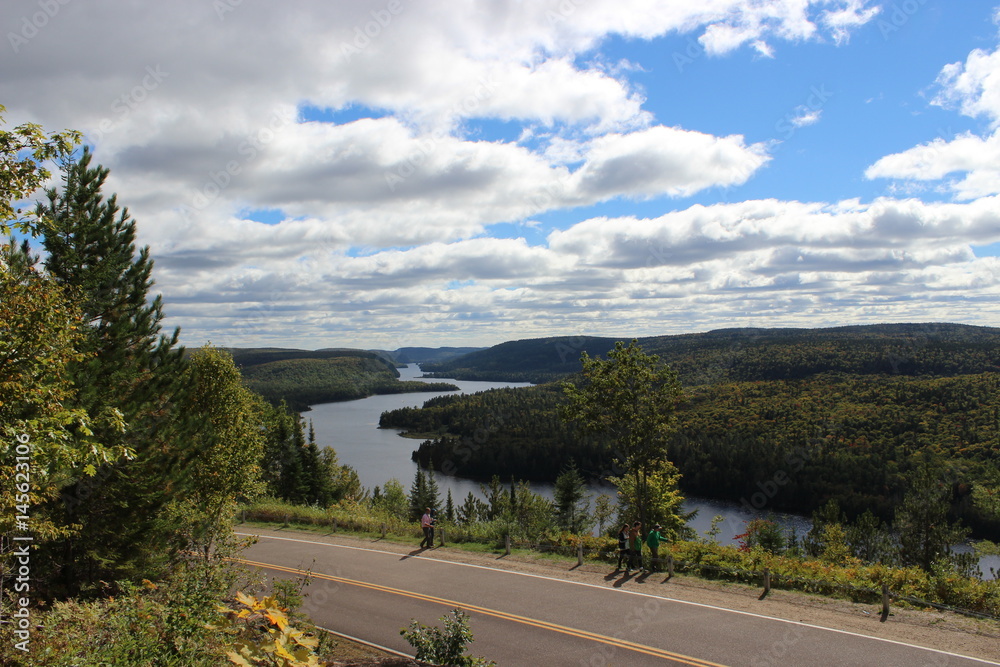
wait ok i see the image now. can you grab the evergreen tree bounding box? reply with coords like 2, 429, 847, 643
553, 462, 591, 534
457, 492, 485, 525
481, 476, 510, 520
593, 494, 614, 536
894, 464, 971, 571
846, 510, 897, 564
409, 466, 441, 520
445, 489, 455, 523
36, 148, 187, 594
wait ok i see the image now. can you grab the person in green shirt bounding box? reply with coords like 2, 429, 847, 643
628, 521, 642, 572
646, 524, 665, 572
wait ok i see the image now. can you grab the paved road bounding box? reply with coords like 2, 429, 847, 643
239, 532, 999, 666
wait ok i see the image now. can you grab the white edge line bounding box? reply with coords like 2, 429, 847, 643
237, 531, 1000, 666
313, 625, 415, 660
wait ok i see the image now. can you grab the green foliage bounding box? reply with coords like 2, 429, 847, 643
0, 242, 128, 542
373, 478, 409, 521
260, 404, 363, 507
423, 324, 1000, 384
400, 608, 496, 667
553, 462, 592, 534
669, 540, 1000, 615
562, 340, 686, 530
0, 103, 81, 235
390, 367, 1000, 539
609, 458, 690, 541
182, 347, 266, 506
593, 493, 615, 536
895, 463, 972, 572
409, 467, 441, 521
734, 518, 788, 554
0, 541, 255, 667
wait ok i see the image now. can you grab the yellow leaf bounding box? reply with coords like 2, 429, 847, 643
264, 609, 288, 630
225, 650, 254, 667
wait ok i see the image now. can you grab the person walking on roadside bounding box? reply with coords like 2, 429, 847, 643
420, 507, 435, 548
616, 524, 630, 572
629, 521, 643, 571
647, 524, 665, 572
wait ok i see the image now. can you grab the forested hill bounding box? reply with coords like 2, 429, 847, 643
228, 348, 458, 411
421, 323, 1000, 384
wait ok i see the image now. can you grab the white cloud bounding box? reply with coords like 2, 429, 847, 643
0, 0, 907, 348
790, 109, 822, 128
868, 36, 1000, 199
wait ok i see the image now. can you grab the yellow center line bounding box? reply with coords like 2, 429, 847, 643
236, 557, 729, 667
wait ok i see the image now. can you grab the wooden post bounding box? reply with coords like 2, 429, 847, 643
505, 534, 511, 556
759, 568, 771, 600
381, 523, 386, 539
331, 519, 337, 533
667, 554, 674, 579
439, 526, 446, 547
577, 541, 584, 567
880, 584, 891, 622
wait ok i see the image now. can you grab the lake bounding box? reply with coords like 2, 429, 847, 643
305, 364, 810, 545
306, 365, 998, 577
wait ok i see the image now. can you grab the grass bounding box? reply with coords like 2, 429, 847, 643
239, 499, 1000, 619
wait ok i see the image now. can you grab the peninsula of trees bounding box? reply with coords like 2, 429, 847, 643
386, 325, 1000, 539
229, 347, 459, 411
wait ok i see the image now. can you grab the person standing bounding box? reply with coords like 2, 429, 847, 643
647, 524, 665, 572
616, 524, 630, 572
420, 507, 435, 548
629, 521, 643, 571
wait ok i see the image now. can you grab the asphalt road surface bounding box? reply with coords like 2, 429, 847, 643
239, 531, 1000, 666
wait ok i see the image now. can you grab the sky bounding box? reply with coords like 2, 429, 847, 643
3, 0, 1000, 350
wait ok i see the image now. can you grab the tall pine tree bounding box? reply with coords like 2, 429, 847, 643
38, 147, 188, 594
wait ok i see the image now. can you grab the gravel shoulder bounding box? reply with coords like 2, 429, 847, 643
242, 526, 1000, 664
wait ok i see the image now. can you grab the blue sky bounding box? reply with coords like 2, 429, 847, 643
3, 0, 1000, 348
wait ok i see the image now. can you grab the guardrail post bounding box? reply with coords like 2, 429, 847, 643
759, 568, 771, 600
881, 584, 891, 622
505, 534, 511, 556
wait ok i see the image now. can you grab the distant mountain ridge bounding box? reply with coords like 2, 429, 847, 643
420, 323, 1000, 384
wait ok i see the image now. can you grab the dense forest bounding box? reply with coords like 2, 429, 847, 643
386, 326, 1000, 538
232, 348, 458, 411
422, 324, 1000, 383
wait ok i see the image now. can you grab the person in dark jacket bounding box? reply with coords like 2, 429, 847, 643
616, 524, 630, 571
